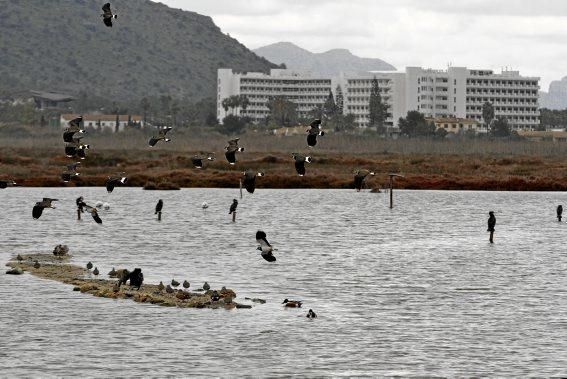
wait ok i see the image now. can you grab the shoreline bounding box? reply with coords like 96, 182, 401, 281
5, 254, 250, 309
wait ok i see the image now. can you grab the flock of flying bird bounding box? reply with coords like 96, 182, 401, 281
1, 2, 393, 318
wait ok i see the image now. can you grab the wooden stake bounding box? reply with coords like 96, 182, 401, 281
232, 212, 236, 223
157, 212, 162, 221
77, 209, 81, 220
387, 173, 405, 209
239, 179, 243, 199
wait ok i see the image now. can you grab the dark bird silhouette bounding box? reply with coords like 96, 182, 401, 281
157, 281, 165, 292
76, 196, 86, 213
32, 198, 58, 219
191, 152, 215, 168
256, 230, 276, 262
61, 162, 81, 183
63, 117, 85, 143
65, 139, 89, 159
183, 280, 190, 289
148, 126, 173, 147
487, 211, 496, 243
86, 261, 93, 270
17, 254, 23, 262
84, 204, 103, 224
282, 299, 302, 308
0, 180, 16, 189
306, 309, 317, 318
203, 282, 210, 291
292, 153, 311, 176
354, 169, 375, 191
129, 268, 144, 290
166, 284, 174, 293
101, 3, 117, 27
108, 267, 117, 277
33, 260, 40, 269
105, 174, 127, 193
557, 205, 563, 222
229, 199, 238, 214
155, 199, 163, 214
171, 279, 180, 288
225, 138, 244, 165
242, 170, 264, 194
307, 119, 325, 147
93, 267, 99, 276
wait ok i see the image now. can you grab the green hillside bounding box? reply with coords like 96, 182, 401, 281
0, 0, 276, 102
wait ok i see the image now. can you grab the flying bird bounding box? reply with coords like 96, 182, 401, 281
101, 3, 117, 27
63, 117, 85, 142
256, 230, 276, 262
148, 126, 172, 147
225, 138, 244, 165
307, 119, 325, 147
32, 198, 58, 219
242, 170, 264, 194
155, 199, 163, 214
84, 204, 103, 224
229, 199, 238, 214
65, 139, 89, 159
105, 174, 127, 193
61, 162, 81, 183
354, 169, 375, 192
0, 180, 16, 189
191, 152, 215, 169
292, 153, 311, 176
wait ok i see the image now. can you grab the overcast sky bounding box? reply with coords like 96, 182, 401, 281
159, 0, 567, 90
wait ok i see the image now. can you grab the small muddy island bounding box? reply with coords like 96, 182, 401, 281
5, 253, 251, 310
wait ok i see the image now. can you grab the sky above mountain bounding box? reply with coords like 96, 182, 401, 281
159, 0, 567, 89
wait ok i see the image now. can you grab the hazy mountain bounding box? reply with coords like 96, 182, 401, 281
540, 77, 567, 110
253, 42, 396, 77
0, 0, 276, 102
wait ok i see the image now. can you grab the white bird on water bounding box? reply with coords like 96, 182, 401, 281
202, 202, 209, 209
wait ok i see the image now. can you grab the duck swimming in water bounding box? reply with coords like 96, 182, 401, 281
306, 309, 317, 318
282, 299, 302, 308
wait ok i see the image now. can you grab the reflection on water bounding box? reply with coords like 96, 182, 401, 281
1, 188, 567, 376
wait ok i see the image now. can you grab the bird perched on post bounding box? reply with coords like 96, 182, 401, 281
101, 3, 117, 27
354, 169, 375, 192
229, 199, 238, 214
155, 199, 163, 214
292, 153, 311, 176
32, 198, 58, 219
63, 117, 85, 143
61, 162, 81, 183
225, 138, 244, 165
0, 180, 16, 189
487, 211, 496, 243
306, 119, 325, 147
256, 230, 276, 262
191, 152, 215, 169
105, 174, 127, 193
148, 126, 173, 147
557, 205, 563, 222
242, 170, 264, 194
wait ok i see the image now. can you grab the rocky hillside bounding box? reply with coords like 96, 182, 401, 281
0, 0, 276, 101
253, 42, 395, 76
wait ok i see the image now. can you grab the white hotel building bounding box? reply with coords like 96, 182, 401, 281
217, 66, 540, 131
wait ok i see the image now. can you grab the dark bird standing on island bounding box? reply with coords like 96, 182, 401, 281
307, 119, 325, 147
105, 174, 127, 193
101, 3, 117, 27
354, 169, 375, 192
229, 199, 238, 214
166, 284, 174, 294
129, 268, 144, 290
93, 267, 99, 276
171, 279, 180, 288
557, 205, 563, 222
242, 170, 265, 194
306, 309, 317, 318
191, 152, 215, 169
32, 198, 58, 219
282, 299, 302, 308
148, 126, 173, 147
0, 180, 16, 189
157, 281, 165, 292
292, 153, 311, 176
155, 199, 163, 214
33, 260, 40, 269
86, 262, 93, 270
203, 282, 210, 291
256, 230, 276, 262
487, 211, 496, 243
108, 267, 117, 277
183, 280, 190, 289
63, 117, 85, 143
225, 138, 244, 165
17, 254, 23, 262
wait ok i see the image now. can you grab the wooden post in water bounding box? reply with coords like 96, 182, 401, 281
388, 173, 405, 209
157, 212, 162, 221
239, 179, 243, 199
77, 209, 81, 220
232, 212, 236, 223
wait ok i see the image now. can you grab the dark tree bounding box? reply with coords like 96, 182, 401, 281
398, 111, 435, 137
323, 90, 338, 119
140, 97, 150, 126
221, 115, 249, 135
267, 96, 298, 127
335, 85, 344, 114
368, 76, 388, 133
482, 101, 495, 133
492, 117, 511, 137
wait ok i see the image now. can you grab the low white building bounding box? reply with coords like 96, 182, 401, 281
218, 66, 540, 131
60, 114, 144, 132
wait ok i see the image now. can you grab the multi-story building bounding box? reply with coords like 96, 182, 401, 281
217, 68, 332, 123
218, 66, 540, 131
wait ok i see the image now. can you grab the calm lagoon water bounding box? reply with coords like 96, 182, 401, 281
1, 188, 567, 377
